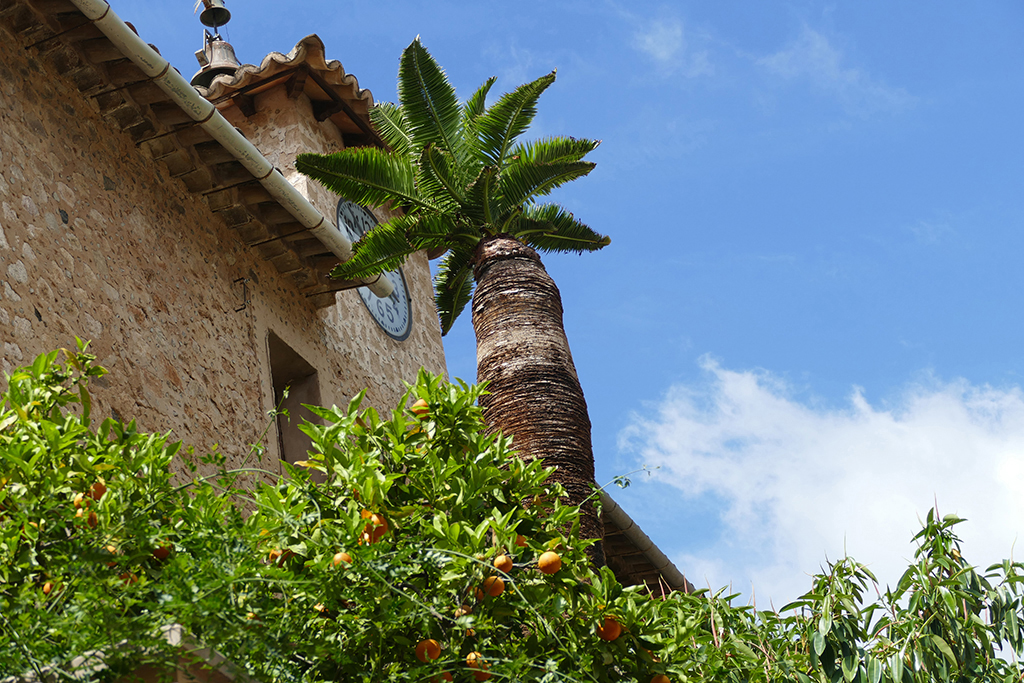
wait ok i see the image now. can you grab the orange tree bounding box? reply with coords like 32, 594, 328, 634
1, 346, 1023, 682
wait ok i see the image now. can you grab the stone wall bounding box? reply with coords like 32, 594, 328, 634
0, 26, 447, 480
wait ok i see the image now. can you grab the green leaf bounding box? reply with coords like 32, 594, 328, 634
939, 586, 956, 613
866, 656, 882, 683
841, 653, 858, 682
510, 136, 601, 165
510, 203, 610, 254
889, 652, 903, 682
728, 637, 757, 662
812, 631, 826, 657
463, 76, 496, 124
433, 248, 475, 335
296, 148, 430, 212
417, 144, 464, 208
329, 217, 418, 279
79, 385, 92, 424
369, 101, 413, 157
399, 37, 463, 157
928, 634, 956, 665
463, 166, 498, 226
473, 71, 556, 165
497, 159, 596, 214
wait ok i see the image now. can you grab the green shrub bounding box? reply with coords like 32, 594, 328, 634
1, 346, 1022, 682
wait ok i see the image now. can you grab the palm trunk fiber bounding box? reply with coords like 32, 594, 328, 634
472, 235, 604, 567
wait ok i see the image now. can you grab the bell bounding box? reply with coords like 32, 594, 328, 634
190, 35, 240, 88
199, 0, 231, 29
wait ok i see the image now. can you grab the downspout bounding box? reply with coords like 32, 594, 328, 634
600, 491, 695, 594
67, 0, 393, 299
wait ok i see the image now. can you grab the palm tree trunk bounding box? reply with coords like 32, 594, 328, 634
471, 235, 604, 567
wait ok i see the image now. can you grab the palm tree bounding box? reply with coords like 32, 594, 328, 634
295, 38, 610, 564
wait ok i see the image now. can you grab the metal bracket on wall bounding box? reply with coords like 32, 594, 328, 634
233, 277, 250, 312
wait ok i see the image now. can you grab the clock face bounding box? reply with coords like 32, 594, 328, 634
336, 199, 412, 342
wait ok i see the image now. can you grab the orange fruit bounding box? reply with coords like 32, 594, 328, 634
89, 481, 107, 501
651, 676, 670, 683
597, 616, 622, 641
73, 492, 90, 509
514, 534, 527, 547
361, 513, 389, 544
76, 508, 97, 526
152, 544, 171, 561
493, 555, 513, 573
466, 652, 491, 681
415, 638, 441, 663
410, 399, 430, 419
454, 604, 472, 618
332, 551, 352, 567
42, 581, 54, 595
268, 548, 293, 565
537, 551, 561, 575
482, 576, 505, 597
120, 572, 138, 586
432, 674, 453, 683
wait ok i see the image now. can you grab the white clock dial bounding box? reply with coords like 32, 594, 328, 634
336, 199, 412, 342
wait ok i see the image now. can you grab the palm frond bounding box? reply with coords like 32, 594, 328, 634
416, 144, 463, 210
330, 218, 418, 279
458, 77, 496, 188
369, 102, 413, 157
433, 247, 475, 335
510, 136, 600, 165
510, 203, 610, 254
472, 71, 556, 166
399, 38, 464, 158
463, 166, 498, 227
400, 212, 476, 250
463, 76, 496, 124
296, 149, 432, 212
496, 160, 596, 215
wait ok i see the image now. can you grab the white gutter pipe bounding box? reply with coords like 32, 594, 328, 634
68, 0, 394, 299
601, 491, 695, 594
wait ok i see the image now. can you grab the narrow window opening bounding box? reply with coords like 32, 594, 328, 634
268, 332, 323, 480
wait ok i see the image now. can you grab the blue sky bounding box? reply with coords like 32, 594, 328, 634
112, 0, 1024, 603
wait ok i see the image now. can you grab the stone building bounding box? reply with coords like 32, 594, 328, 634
0, 0, 448, 480
0, 0, 689, 654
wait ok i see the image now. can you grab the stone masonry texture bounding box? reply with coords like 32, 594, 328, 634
0, 21, 447, 483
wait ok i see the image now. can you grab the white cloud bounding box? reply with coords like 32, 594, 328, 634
908, 218, 954, 245
635, 20, 684, 63
620, 358, 1024, 605
633, 18, 713, 78
758, 27, 915, 116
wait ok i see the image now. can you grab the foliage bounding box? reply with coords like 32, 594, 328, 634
1, 347, 1023, 682
295, 38, 610, 334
